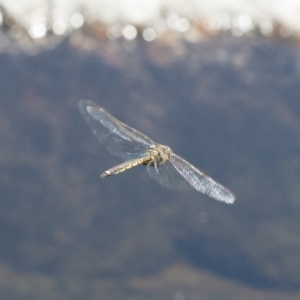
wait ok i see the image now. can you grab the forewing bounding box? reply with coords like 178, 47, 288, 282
146, 161, 192, 192
170, 154, 235, 204
78, 100, 154, 161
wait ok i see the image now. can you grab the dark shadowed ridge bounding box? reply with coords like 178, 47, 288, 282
0, 20, 300, 299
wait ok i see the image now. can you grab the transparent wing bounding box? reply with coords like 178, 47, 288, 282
147, 161, 193, 192
170, 154, 235, 204
78, 100, 154, 161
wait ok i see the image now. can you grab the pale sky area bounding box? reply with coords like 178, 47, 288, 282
0, 0, 300, 39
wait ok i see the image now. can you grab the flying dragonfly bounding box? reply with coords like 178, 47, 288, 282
78, 100, 235, 204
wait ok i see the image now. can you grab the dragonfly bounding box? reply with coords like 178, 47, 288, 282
78, 100, 235, 204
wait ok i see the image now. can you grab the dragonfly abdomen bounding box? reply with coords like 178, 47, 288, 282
101, 156, 151, 177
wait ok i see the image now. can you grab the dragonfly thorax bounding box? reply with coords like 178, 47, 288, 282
147, 143, 173, 166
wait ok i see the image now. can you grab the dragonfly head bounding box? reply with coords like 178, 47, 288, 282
161, 144, 172, 153
149, 143, 172, 153
147, 144, 172, 165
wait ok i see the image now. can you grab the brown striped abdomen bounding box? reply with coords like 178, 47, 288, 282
101, 156, 151, 177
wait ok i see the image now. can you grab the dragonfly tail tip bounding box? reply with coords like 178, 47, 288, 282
101, 171, 111, 178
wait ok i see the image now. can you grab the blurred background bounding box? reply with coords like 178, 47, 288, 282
1, 0, 300, 299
